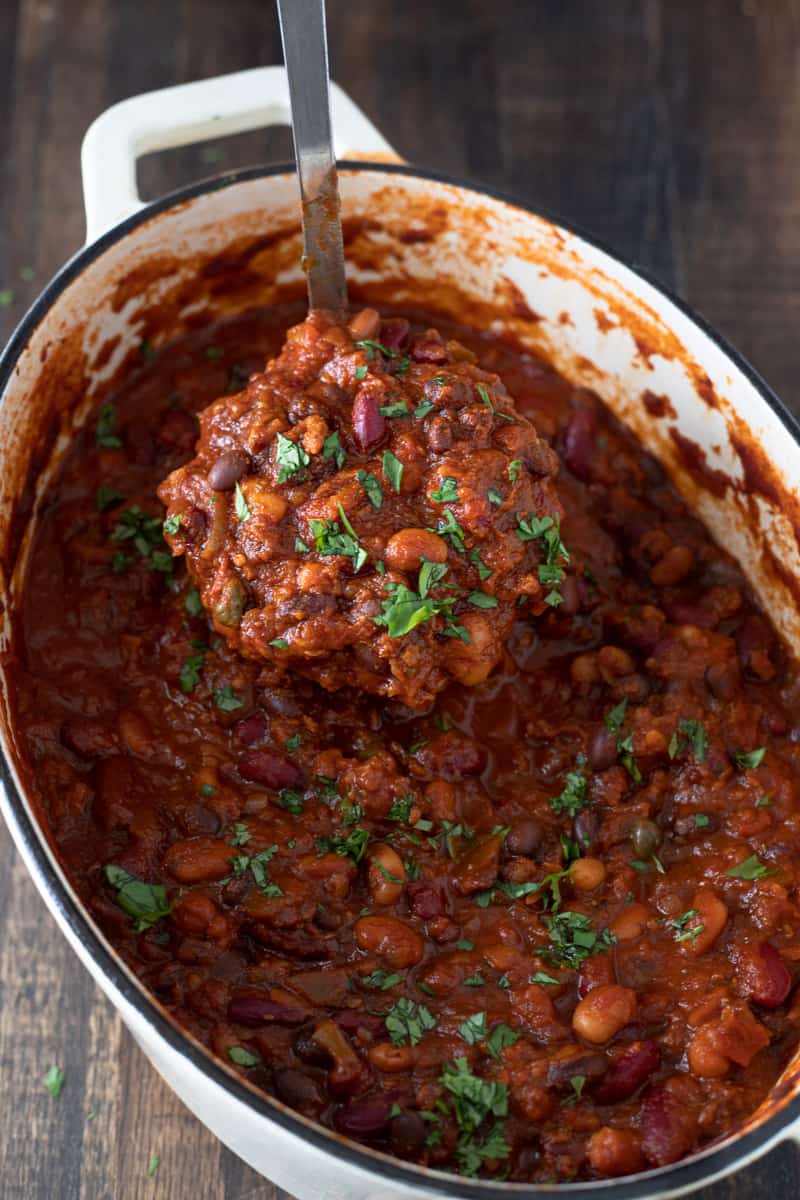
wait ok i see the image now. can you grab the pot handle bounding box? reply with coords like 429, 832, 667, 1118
80, 65, 399, 244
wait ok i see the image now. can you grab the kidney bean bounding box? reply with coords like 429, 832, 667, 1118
563, 408, 597, 480
573, 984, 637, 1044
355, 915, 425, 968
407, 879, 448, 920
425, 415, 453, 452
504, 819, 543, 858
352, 389, 386, 450
546, 1052, 608, 1086
334, 1010, 387, 1039
409, 331, 448, 364
640, 1083, 697, 1166
588, 1128, 646, 1177
235, 713, 269, 746
228, 994, 308, 1027
379, 317, 410, 350
273, 1068, 325, 1115
208, 450, 249, 491
163, 837, 233, 883
593, 1040, 660, 1103
737, 942, 792, 1008
334, 1094, 394, 1137
238, 749, 301, 789
588, 727, 618, 771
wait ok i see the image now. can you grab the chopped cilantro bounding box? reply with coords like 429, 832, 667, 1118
433, 508, 466, 554
205, 345, 225, 360
357, 469, 383, 509
735, 747, 767, 770
549, 764, 589, 817
386, 998, 438, 1046
388, 795, 415, 823
668, 909, 704, 944
414, 398, 435, 419
383, 450, 404, 493
562, 1075, 586, 1106
355, 338, 399, 359
213, 685, 243, 712
199, 784, 216, 798
44, 1065, 65, 1099
110, 507, 172, 573
322, 430, 346, 469
96, 485, 126, 511
184, 587, 203, 618
467, 591, 498, 610
430, 477, 459, 503
530, 970, 560, 985
234, 482, 250, 522
726, 853, 772, 880
317, 827, 370, 863
275, 432, 310, 484
355, 364, 368, 381
487, 486, 503, 506
269, 637, 289, 649
278, 789, 304, 816
229, 823, 251, 847
361, 969, 403, 990
231, 846, 283, 895
440, 1058, 510, 1177
485, 1024, 519, 1059
228, 1045, 261, 1067
95, 403, 122, 449
458, 1011, 489, 1045
542, 910, 616, 970
285, 733, 301, 752
469, 547, 492, 581
694, 813, 711, 829
515, 512, 570, 606
179, 649, 206, 693
508, 459, 522, 483
105, 864, 171, 932
380, 400, 410, 418
310, 504, 367, 572
456, 938, 475, 951
463, 973, 486, 987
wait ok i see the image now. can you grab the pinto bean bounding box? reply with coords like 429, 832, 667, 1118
650, 545, 693, 587
208, 450, 248, 491
593, 1040, 660, 1103
163, 837, 232, 882
384, 528, 447, 571
367, 843, 406, 906
355, 915, 424, 968
611, 903, 651, 942
348, 307, 381, 340
684, 889, 727, 956
572, 984, 637, 1044
570, 856, 606, 892
238, 749, 302, 789
588, 1128, 645, 1177
368, 1042, 416, 1072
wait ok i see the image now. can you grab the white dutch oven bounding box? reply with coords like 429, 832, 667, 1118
1, 66, 799, 1199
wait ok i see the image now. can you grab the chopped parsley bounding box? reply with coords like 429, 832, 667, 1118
433, 508, 466, 554
231, 845, 283, 896
228, 1045, 261, 1067
322, 430, 346, 469
694, 813, 711, 829
388, 795, 415, 823
735, 747, 767, 770
456, 938, 475, 951
668, 909, 704, 944
380, 400, 409, 418
669, 718, 708, 762
310, 504, 367, 572
458, 1011, 489, 1045
549, 763, 590, 817
355, 364, 368, 381
562, 1075, 587, 1106
463, 973, 486, 988
430, 477, 459, 503
355, 338, 400, 359
317, 826, 370, 863
383, 450, 404, 493
357, 469, 383, 510
43, 1065, 65, 1099
285, 733, 301, 752
205, 345, 225, 360
95, 403, 122, 449
277, 789, 304, 816
184, 587, 203, 617
485, 1024, 520, 1059
213, 685, 243, 712
414, 398, 435, 419
96, 485, 126, 511
726, 853, 772, 880
515, 512, 570, 606
530, 970, 560, 986
468, 591, 498, 610
295, 537, 310, 553
229, 823, 251, 847
110, 507, 172, 573
487, 486, 503, 507
542, 911, 616, 970
179, 649, 206, 693
469, 548, 492, 581
104, 864, 171, 932
508, 459, 522, 484
360, 969, 402, 990
440, 1058, 510, 1178
374, 562, 468, 642
275, 432, 310, 484
386, 998, 438, 1046
269, 637, 289, 649
234, 482, 250, 522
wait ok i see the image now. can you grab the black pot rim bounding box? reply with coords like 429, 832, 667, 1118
1, 159, 798, 1198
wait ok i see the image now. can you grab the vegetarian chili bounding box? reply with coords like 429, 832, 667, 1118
12, 303, 800, 1183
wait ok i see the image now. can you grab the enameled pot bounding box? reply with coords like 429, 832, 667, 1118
1, 66, 799, 1200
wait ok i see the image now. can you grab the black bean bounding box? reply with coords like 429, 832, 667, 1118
273, 1068, 324, 1115
630, 817, 661, 859
293, 1031, 332, 1067
389, 1111, 427, 1157
588, 726, 618, 771
208, 450, 248, 490
505, 819, 543, 858
574, 808, 600, 851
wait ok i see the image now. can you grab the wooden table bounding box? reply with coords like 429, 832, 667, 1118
1, 1, 799, 1196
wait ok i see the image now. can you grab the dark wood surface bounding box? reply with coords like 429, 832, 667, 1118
1, 1, 799, 1196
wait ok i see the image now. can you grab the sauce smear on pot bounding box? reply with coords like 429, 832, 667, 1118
12, 303, 800, 1183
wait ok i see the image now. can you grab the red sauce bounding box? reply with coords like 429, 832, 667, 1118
12, 304, 800, 1183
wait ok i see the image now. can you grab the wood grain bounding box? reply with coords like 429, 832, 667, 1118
1, 1, 799, 1196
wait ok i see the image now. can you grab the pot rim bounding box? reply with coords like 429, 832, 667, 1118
1, 159, 799, 1197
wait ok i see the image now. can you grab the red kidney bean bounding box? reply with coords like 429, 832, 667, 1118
352, 389, 386, 450
593, 1040, 661, 1103
228, 995, 308, 1027
235, 713, 269, 746
588, 726, 618, 771
334, 1093, 397, 1137
738, 942, 792, 1008
409, 331, 448, 363
334, 1010, 387, 1038
208, 450, 248, 491
273, 1068, 325, 1115
389, 1110, 427, 1157
379, 318, 410, 350
546, 1052, 608, 1086
238, 749, 301, 789
504, 819, 543, 858
407, 879, 448, 920
563, 408, 597, 480
640, 1083, 697, 1166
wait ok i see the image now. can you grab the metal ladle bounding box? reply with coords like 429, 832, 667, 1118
277, 0, 348, 317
